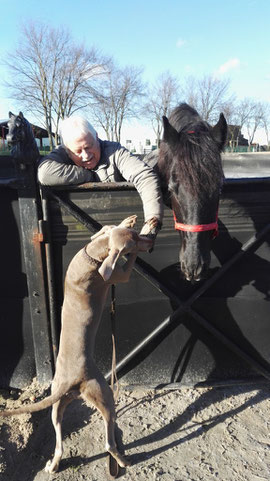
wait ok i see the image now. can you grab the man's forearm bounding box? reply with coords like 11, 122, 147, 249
37, 160, 94, 186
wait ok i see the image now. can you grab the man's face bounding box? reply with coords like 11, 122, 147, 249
66, 132, 101, 170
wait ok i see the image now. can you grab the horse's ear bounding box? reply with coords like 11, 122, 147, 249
8, 111, 14, 118
211, 113, 227, 150
18, 112, 24, 118
162, 116, 179, 144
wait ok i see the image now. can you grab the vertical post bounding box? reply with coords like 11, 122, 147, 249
14, 155, 53, 384
41, 192, 59, 364
1, 126, 5, 150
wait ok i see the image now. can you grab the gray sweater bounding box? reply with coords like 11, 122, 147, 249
38, 140, 163, 222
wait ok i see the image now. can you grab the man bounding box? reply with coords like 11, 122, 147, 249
38, 116, 163, 241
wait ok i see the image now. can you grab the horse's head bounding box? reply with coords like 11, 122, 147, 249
171, 189, 218, 282
159, 104, 227, 282
7, 111, 39, 161
7, 112, 27, 145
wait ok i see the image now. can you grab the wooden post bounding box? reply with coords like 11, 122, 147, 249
13, 150, 53, 383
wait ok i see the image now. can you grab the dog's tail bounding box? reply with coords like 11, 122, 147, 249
0, 385, 68, 417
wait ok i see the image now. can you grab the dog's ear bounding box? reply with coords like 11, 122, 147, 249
91, 225, 114, 241
98, 248, 121, 281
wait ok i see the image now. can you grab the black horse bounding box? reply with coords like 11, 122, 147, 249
147, 103, 227, 282
7, 111, 39, 162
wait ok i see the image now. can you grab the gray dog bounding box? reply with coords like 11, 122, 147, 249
0, 215, 153, 473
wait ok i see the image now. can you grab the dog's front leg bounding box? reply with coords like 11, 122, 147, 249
108, 252, 137, 284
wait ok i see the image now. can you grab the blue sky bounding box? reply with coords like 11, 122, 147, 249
0, 0, 269, 142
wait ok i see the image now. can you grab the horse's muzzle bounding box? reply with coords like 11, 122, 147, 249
181, 263, 207, 282
180, 251, 210, 283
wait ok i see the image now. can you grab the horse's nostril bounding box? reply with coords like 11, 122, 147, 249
180, 261, 207, 283
193, 270, 203, 283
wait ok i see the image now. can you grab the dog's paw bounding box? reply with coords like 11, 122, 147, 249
44, 459, 59, 473
119, 215, 137, 229
140, 216, 161, 236
108, 449, 131, 468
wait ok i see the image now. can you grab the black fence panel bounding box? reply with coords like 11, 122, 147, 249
46, 179, 270, 386
0, 186, 35, 387
0, 155, 53, 388
1, 149, 270, 389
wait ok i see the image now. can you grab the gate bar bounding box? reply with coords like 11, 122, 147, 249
46, 189, 270, 382
44, 188, 103, 233
105, 221, 270, 381
41, 194, 59, 365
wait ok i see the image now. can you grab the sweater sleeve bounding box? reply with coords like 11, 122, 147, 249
114, 146, 164, 223
37, 147, 95, 186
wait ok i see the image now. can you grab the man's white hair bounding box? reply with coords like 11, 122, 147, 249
60, 116, 97, 147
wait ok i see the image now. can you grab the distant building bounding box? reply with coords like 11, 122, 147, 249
125, 137, 157, 154
226, 125, 249, 151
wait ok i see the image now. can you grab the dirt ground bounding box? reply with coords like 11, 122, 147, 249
0, 379, 270, 481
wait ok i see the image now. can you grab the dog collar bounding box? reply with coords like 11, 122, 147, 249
83, 245, 102, 266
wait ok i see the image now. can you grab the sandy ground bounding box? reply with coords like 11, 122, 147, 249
0, 379, 270, 481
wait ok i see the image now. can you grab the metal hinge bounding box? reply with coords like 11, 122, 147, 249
33, 220, 48, 243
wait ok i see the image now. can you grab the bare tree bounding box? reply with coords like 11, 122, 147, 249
89, 65, 145, 142
246, 101, 265, 148
223, 98, 254, 150
182, 75, 199, 111
4, 22, 108, 148
144, 71, 181, 146
222, 98, 270, 151
182, 75, 234, 123
260, 102, 270, 147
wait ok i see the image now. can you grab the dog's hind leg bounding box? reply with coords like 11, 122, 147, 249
45, 391, 78, 473
80, 369, 130, 468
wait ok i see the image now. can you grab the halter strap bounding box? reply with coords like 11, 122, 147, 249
173, 211, 218, 238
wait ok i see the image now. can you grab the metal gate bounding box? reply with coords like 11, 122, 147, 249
1, 152, 270, 388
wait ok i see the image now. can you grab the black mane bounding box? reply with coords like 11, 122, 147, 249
159, 103, 224, 200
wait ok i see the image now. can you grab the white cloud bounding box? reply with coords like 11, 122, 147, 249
176, 38, 186, 48
217, 58, 240, 74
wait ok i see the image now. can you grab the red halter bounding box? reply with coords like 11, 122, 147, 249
173, 211, 219, 239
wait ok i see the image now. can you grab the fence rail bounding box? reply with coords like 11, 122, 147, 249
1, 153, 270, 388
